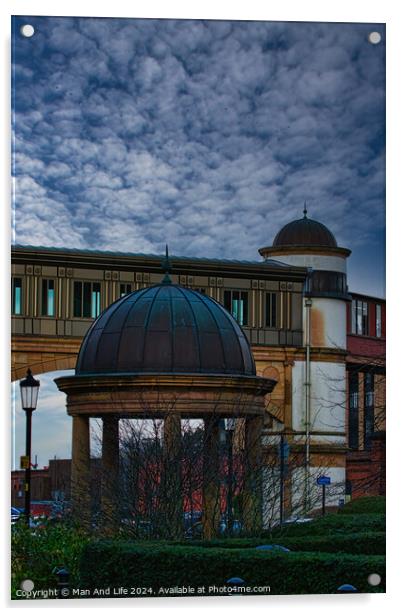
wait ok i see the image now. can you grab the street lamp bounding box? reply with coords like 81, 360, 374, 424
19, 368, 40, 525
225, 418, 236, 535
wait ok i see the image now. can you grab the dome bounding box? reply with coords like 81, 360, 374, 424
273, 215, 337, 248
76, 283, 255, 376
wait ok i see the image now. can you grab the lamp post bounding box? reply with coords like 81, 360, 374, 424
225, 418, 236, 535
19, 368, 40, 526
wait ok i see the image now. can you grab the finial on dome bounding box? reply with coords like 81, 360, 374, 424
161, 244, 172, 284
303, 201, 308, 218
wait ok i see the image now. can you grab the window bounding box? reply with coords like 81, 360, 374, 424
351, 299, 369, 335
265, 292, 278, 328
41, 279, 55, 316
120, 283, 132, 297
192, 287, 206, 294
73, 281, 101, 318
348, 372, 359, 450
307, 270, 347, 295
12, 278, 22, 315
224, 290, 248, 326
364, 372, 375, 449
376, 304, 382, 337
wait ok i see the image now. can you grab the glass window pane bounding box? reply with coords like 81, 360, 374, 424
83, 282, 91, 318
47, 280, 55, 317
376, 304, 382, 337
357, 301, 362, 335
12, 278, 22, 315
48, 286, 55, 316
73, 281, 82, 317
238, 299, 244, 325
271, 293, 277, 327
41, 279, 47, 316
362, 302, 368, 335
241, 292, 248, 326
232, 298, 239, 321
92, 282, 101, 318
348, 372, 359, 449
266, 293, 271, 327
351, 300, 356, 334
42, 279, 55, 316
120, 283, 131, 297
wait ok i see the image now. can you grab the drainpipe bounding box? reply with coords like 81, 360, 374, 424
304, 292, 313, 514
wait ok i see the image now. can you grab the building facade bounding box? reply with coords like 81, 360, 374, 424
11, 211, 386, 522
346, 292, 386, 498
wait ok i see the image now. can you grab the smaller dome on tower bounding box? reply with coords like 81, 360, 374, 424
273, 209, 337, 248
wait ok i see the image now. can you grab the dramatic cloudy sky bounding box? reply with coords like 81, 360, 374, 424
11, 16, 385, 467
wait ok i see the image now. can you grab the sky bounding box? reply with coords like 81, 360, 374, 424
12, 16, 385, 295
11, 16, 386, 468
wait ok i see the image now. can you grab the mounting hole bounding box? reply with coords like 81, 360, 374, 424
368, 573, 381, 586
368, 32, 381, 45
20, 24, 35, 38
21, 579, 34, 591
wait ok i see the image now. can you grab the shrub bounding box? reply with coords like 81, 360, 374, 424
11, 519, 90, 598
178, 531, 385, 555
266, 513, 385, 538
79, 541, 385, 596
338, 497, 386, 515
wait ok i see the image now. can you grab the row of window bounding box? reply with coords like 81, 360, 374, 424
12, 277, 296, 329
348, 372, 375, 450
12, 278, 133, 319
305, 270, 347, 295
350, 299, 382, 337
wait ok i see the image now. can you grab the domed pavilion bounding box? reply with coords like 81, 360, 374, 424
55, 250, 277, 538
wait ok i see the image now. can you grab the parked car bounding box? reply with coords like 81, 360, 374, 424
283, 516, 313, 525
11, 507, 21, 524
219, 518, 243, 535
255, 544, 291, 552
184, 520, 203, 539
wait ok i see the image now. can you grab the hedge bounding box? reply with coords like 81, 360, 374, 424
338, 497, 386, 515
178, 531, 385, 555
79, 541, 385, 596
266, 513, 385, 538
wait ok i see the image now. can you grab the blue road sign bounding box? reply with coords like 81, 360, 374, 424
317, 476, 331, 486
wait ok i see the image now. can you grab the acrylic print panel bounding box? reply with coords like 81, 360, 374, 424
11, 15, 385, 600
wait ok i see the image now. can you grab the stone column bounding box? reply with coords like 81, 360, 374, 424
162, 413, 182, 538
243, 415, 263, 532
101, 415, 120, 534
203, 416, 221, 540
71, 415, 91, 527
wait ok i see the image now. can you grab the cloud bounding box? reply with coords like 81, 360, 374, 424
11, 16, 385, 295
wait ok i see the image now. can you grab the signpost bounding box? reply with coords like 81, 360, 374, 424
317, 476, 331, 516
20, 455, 30, 469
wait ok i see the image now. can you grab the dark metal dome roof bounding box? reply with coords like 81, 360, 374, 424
76, 284, 255, 376
273, 216, 337, 248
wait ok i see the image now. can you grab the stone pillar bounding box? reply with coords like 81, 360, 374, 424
243, 415, 263, 532
203, 416, 221, 540
71, 415, 91, 527
162, 413, 182, 538
101, 415, 120, 533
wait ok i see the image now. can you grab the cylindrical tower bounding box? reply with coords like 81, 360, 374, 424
259, 205, 351, 515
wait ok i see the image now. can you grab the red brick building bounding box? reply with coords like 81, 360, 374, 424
346, 293, 386, 498
11, 458, 72, 512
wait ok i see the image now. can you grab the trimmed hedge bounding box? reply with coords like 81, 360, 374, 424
338, 497, 386, 515
79, 541, 385, 595
267, 513, 385, 538
178, 531, 385, 555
